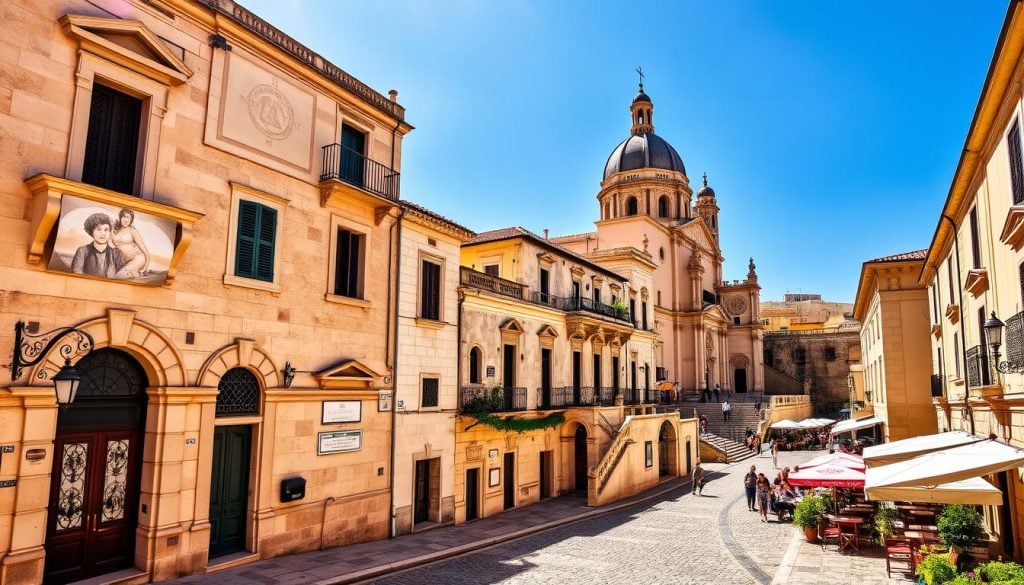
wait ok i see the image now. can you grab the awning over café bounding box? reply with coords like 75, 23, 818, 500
788, 462, 866, 488
866, 477, 1003, 506
864, 440, 1024, 490
862, 431, 984, 467
797, 418, 836, 428
770, 419, 802, 430
830, 416, 880, 435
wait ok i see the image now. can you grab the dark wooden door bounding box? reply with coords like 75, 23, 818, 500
611, 357, 620, 393
45, 430, 142, 584
541, 348, 552, 408
572, 351, 581, 404
685, 440, 692, 474
465, 469, 479, 521
503, 453, 515, 510
539, 451, 551, 499
574, 426, 588, 491
414, 459, 430, 524
593, 354, 602, 391
734, 368, 748, 393
340, 123, 366, 185
209, 425, 251, 558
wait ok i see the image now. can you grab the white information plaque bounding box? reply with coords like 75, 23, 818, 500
322, 400, 361, 424
318, 430, 362, 455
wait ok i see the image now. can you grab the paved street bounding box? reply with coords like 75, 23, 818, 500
368, 451, 863, 585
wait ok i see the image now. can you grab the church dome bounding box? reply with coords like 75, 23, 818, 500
603, 132, 686, 181
632, 89, 651, 104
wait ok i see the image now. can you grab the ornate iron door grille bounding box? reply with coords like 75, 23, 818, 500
216, 368, 261, 417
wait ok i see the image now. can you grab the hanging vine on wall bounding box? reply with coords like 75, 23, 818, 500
464, 410, 566, 434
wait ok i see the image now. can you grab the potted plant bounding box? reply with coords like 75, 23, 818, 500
979, 560, 1024, 582
916, 553, 956, 585
874, 506, 900, 544
938, 504, 986, 557
793, 494, 826, 542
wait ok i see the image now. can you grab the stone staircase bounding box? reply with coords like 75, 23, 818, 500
701, 432, 756, 463
681, 399, 762, 463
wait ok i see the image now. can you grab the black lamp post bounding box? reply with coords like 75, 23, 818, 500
10, 320, 95, 409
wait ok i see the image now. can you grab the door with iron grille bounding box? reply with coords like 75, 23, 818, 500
45, 349, 147, 585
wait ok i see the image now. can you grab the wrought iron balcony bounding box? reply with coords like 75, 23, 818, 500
966, 345, 993, 387
541, 386, 596, 408
1003, 310, 1024, 370
459, 386, 527, 413
526, 292, 630, 322
596, 387, 618, 406
930, 374, 944, 398
622, 388, 641, 405
320, 143, 400, 202
460, 267, 526, 300
644, 388, 661, 403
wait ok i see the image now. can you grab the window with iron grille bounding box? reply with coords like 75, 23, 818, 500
1009, 118, 1024, 204
217, 367, 260, 417
421, 377, 439, 408
235, 201, 276, 282
420, 260, 441, 320
83, 84, 142, 194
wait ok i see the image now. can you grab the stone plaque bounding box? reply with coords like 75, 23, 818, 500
322, 400, 361, 424
318, 430, 362, 455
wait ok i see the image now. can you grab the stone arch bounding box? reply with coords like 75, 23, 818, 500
468, 345, 485, 384
28, 309, 186, 387
658, 420, 678, 476
197, 337, 281, 389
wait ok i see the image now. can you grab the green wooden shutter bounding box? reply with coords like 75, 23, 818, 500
235, 202, 276, 282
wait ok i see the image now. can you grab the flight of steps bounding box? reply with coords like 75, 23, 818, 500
684, 398, 763, 463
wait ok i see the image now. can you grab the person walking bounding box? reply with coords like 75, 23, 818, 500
743, 465, 757, 511
713, 383, 721, 402
752, 434, 762, 455
771, 439, 780, 468
723, 400, 731, 422
692, 463, 705, 496
756, 474, 771, 522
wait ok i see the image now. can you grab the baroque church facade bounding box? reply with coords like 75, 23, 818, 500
555, 84, 765, 395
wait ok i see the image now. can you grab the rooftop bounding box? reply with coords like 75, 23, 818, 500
466, 227, 627, 282
400, 200, 475, 239
868, 249, 927, 263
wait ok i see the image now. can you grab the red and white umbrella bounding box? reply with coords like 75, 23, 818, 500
799, 452, 865, 470
788, 462, 865, 489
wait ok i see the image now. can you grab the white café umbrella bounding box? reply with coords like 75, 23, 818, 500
866, 476, 1003, 506
865, 440, 1024, 490
862, 430, 984, 467
770, 419, 803, 430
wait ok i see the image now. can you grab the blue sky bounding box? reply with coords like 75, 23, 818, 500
245, 0, 1006, 302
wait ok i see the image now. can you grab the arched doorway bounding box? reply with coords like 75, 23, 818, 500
45, 348, 148, 585
734, 368, 748, 393
658, 421, 677, 477
573, 425, 588, 491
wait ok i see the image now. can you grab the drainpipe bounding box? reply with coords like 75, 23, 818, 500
941, 213, 975, 435
388, 206, 406, 538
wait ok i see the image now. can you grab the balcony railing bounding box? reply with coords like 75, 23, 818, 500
320, 143, 400, 201
596, 387, 618, 406
459, 386, 527, 413
528, 292, 630, 322
543, 386, 596, 408
460, 267, 526, 300
1005, 310, 1024, 369
966, 345, 993, 387
644, 388, 660, 403
622, 388, 641, 405
930, 374, 944, 398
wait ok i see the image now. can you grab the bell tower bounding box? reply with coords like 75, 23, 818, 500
695, 173, 720, 242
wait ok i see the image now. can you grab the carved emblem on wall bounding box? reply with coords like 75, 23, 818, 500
246, 81, 294, 145
726, 295, 747, 315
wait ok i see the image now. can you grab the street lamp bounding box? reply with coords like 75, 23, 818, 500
10, 320, 95, 408
984, 312, 1024, 374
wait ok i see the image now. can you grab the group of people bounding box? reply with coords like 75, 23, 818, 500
743, 465, 801, 522
70, 208, 151, 279
699, 383, 722, 403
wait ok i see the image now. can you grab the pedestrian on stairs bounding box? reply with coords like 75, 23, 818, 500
713, 383, 721, 402
722, 400, 731, 422
699, 416, 708, 437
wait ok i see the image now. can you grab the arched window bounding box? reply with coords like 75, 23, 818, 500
469, 347, 482, 384
658, 196, 668, 217
626, 196, 638, 216
217, 367, 261, 417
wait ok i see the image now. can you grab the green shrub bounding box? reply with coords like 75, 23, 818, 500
943, 575, 980, 585
916, 553, 956, 585
981, 561, 1024, 583
938, 505, 986, 549
793, 494, 826, 529
874, 506, 900, 542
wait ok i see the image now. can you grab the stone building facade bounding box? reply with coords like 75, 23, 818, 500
762, 328, 862, 414
554, 87, 764, 397
760, 294, 855, 332
0, 0, 419, 582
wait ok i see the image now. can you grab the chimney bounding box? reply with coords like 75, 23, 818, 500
543, 229, 549, 239
388, 89, 398, 102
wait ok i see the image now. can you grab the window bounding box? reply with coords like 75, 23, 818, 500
340, 123, 366, 186
824, 347, 837, 362
932, 284, 940, 324
1010, 118, 1024, 205
572, 281, 581, 300
420, 259, 442, 321
626, 196, 638, 215
483, 264, 499, 277
593, 286, 601, 304
334, 228, 363, 298
657, 290, 662, 306
947, 259, 955, 302
629, 299, 637, 326
954, 333, 961, 378
764, 348, 774, 366
593, 354, 602, 389
469, 347, 482, 384
234, 200, 277, 282
970, 207, 982, 269
82, 84, 142, 194
642, 301, 649, 329
1019, 262, 1024, 308
793, 348, 806, 365
539, 268, 550, 302
733, 316, 740, 325
658, 196, 668, 217
217, 367, 260, 417
421, 377, 439, 408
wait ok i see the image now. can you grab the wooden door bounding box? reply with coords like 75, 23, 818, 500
503, 453, 515, 510
541, 348, 552, 408
734, 368, 748, 393
465, 468, 479, 521
574, 426, 588, 491
209, 425, 251, 558
572, 351, 581, 404
539, 451, 551, 499
414, 459, 430, 524
45, 430, 142, 584
340, 124, 366, 185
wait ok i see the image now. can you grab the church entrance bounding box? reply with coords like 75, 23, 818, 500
734, 368, 748, 393
45, 349, 148, 585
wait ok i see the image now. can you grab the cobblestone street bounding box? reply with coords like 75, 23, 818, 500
369, 451, 863, 585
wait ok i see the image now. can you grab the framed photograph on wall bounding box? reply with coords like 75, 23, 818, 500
488, 467, 500, 487
645, 441, 653, 468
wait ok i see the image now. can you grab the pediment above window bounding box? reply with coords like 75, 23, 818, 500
964, 268, 990, 298
61, 15, 193, 85
313, 359, 382, 390
1000, 206, 1024, 251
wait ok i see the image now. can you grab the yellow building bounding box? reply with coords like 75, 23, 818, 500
852, 250, 937, 441
760, 294, 855, 332
456, 228, 697, 521
920, 0, 1024, 559
0, 1, 427, 582
554, 86, 764, 396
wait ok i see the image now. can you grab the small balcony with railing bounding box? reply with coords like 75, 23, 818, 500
621, 388, 641, 405
460, 267, 526, 300
319, 143, 400, 208
966, 345, 995, 395
538, 386, 597, 409
459, 386, 528, 413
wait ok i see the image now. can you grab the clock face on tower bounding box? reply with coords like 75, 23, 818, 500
726, 295, 747, 316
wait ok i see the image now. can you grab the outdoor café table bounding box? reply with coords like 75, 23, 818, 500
904, 530, 940, 544
830, 516, 865, 553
